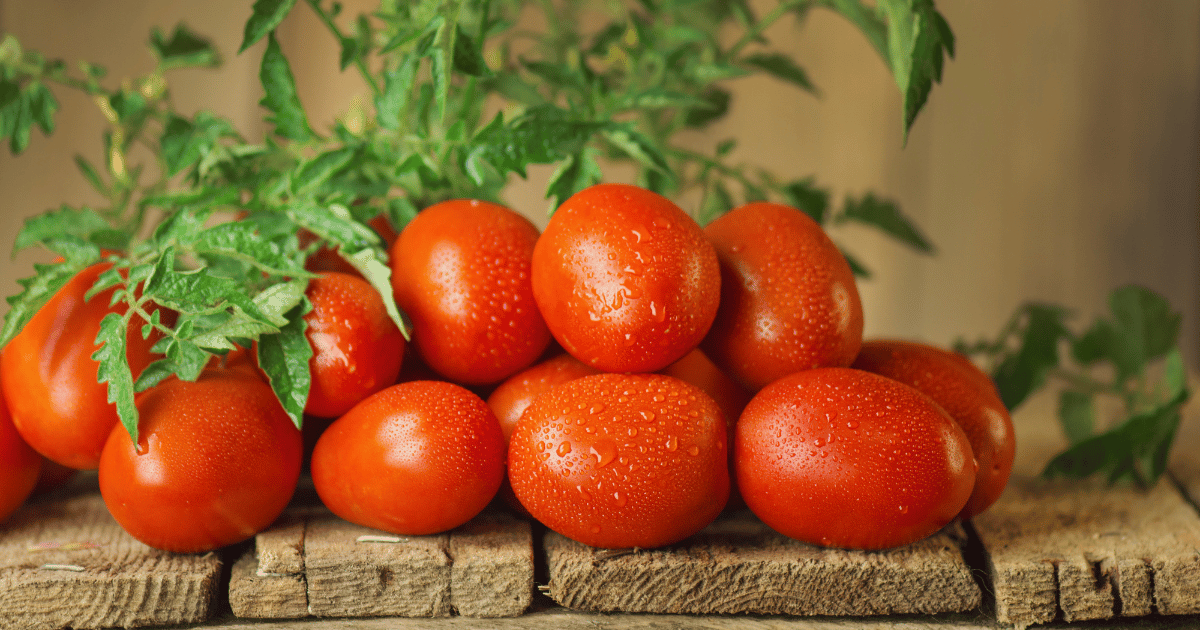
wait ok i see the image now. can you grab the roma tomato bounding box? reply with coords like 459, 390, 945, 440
487, 353, 600, 441
98, 366, 302, 553
508, 373, 729, 549
390, 199, 549, 385
0, 383, 40, 523
703, 202, 863, 391
304, 272, 405, 418
736, 368, 975, 550
851, 339, 1015, 519
1, 262, 162, 469
311, 381, 506, 535
660, 349, 752, 427
531, 183, 721, 373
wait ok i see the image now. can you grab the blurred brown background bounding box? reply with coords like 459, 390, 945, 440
1, 0, 1197, 373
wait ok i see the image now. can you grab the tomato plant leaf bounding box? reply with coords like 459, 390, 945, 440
1058, 390, 1094, 445
991, 304, 1071, 411
240, 0, 298, 53
782, 178, 830, 225
838, 192, 934, 254
73, 154, 109, 196
93, 312, 140, 444
194, 221, 308, 278
342, 247, 411, 340
840, 248, 871, 279
603, 127, 671, 175
1107, 284, 1181, 376
150, 23, 220, 69
685, 87, 731, 128
259, 33, 312, 141
452, 24, 490, 77
257, 301, 312, 429
132, 358, 176, 393
13, 206, 117, 253
742, 53, 817, 95
376, 55, 417, 130
545, 148, 603, 209
161, 112, 240, 177
874, 0, 954, 138
0, 261, 87, 349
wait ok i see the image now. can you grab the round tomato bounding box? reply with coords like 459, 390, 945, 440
1, 262, 163, 469
98, 366, 302, 553
851, 339, 1015, 519
311, 381, 506, 535
737, 368, 975, 550
508, 373, 729, 549
530, 183, 721, 373
303, 271, 405, 418
703, 202, 863, 391
0, 383, 40, 523
390, 199, 549, 385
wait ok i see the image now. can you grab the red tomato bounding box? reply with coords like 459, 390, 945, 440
736, 368, 975, 550
311, 381, 506, 535
390, 199, 549, 384
303, 272, 405, 418
703, 202, 863, 391
98, 366, 302, 553
530, 183, 721, 373
0, 383, 40, 523
487, 353, 601, 441
508, 373, 729, 549
851, 339, 1015, 519
304, 214, 399, 276
1, 262, 162, 469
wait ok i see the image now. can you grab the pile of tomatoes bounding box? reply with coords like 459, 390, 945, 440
0, 183, 1014, 555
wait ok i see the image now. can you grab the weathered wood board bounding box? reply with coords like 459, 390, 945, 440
0, 490, 221, 630
972, 475, 1200, 630
229, 507, 534, 619
543, 510, 982, 616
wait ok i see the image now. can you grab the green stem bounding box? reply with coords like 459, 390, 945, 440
303, 0, 382, 96
728, 0, 810, 58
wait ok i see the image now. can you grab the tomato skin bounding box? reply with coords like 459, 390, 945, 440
851, 340, 1015, 519
98, 367, 302, 553
736, 368, 975, 550
390, 199, 549, 385
487, 353, 601, 441
1, 263, 162, 469
531, 183, 721, 373
311, 381, 506, 536
508, 373, 729, 549
303, 272, 405, 418
703, 202, 863, 391
0, 384, 40, 523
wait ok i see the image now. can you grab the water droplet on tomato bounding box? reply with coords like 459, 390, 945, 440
665, 436, 679, 452
556, 441, 572, 456
589, 403, 605, 415
613, 491, 627, 507
686, 445, 700, 457
899, 505, 909, 514
846, 420, 859, 430
590, 441, 617, 467
591, 524, 602, 534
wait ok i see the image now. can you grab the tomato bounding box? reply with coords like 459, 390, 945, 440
32, 458, 77, 495
487, 353, 601, 441
851, 339, 1015, 519
304, 214, 399, 276
390, 199, 549, 385
508, 373, 729, 549
530, 183, 721, 373
98, 366, 302, 553
311, 381, 506, 535
736, 368, 975, 550
1, 262, 163, 469
303, 272, 405, 418
0, 383, 40, 523
702, 202, 863, 391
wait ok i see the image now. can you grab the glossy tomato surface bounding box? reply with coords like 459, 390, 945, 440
390, 199, 549, 385
98, 367, 302, 553
531, 184, 720, 373
311, 381, 506, 535
303, 271, 405, 418
0, 383, 40, 523
703, 202, 863, 391
487, 353, 600, 441
736, 368, 975, 550
508, 373, 729, 549
1, 262, 162, 469
851, 339, 1015, 519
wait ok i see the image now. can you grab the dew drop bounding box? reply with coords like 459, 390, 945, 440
665, 436, 679, 452
556, 441, 572, 457
686, 445, 700, 457
590, 441, 617, 467
613, 491, 628, 507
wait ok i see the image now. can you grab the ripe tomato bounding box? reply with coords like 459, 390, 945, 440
98, 366, 302, 553
303, 271, 405, 418
736, 368, 975, 550
851, 339, 1015, 519
0, 383, 40, 523
311, 381, 506, 535
487, 353, 600, 441
1, 262, 162, 469
508, 373, 729, 549
390, 199, 549, 385
703, 202, 863, 391
530, 183, 721, 373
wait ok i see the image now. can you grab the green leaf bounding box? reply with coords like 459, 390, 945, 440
825, 0, 888, 61
841, 248, 871, 279
603, 127, 670, 175
259, 33, 312, 141
742, 53, 817, 94
13, 206, 115, 253
160, 112, 239, 177
1109, 284, 1181, 372
1058, 390, 1094, 445
783, 178, 830, 224
193, 222, 308, 278
257, 301, 313, 429
992, 304, 1071, 411
93, 312, 139, 444
452, 24, 490, 76
545, 148, 603, 208
621, 88, 712, 111
684, 87, 731, 128
342, 248, 410, 340
287, 201, 380, 252
240, 0, 298, 53
690, 61, 750, 83
295, 147, 357, 195
470, 107, 609, 179
150, 23, 220, 69
73, 155, 108, 196
108, 90, 147, 123
876, 0, 955, 138
699, 180, 734, 226
26, 82, 57, 135
0, 261, 85, 348
132, 358, 177, 393
838, 192, 933, 253
4, 86, 33, 153
163, 336, 211, 382
376, 56, 417, 130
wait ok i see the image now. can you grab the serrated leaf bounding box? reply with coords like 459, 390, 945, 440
838, 192, 933, 253
470, 107, 608, 179
132, 358, 176, 393
992, 304, 1071, 410
1108, 284, 1181, 375
259, 33, 311, 141
13, 206, 115, 253
376, 56, 417, 130
1058, 390, 1094, 445
603, 127, 670, 174
876, 0, 954, 139
93, 312, 139, 444
164, 336, 210, 382
545, 149, 603, 208
342, 248, 410, 340
452, 24, 490, 76
684, 87, 730, 128
150, 23, 220, 68
783, 178, 830, 224
161, 112, 239, 177
287, 201, 380, 253
26, 82, 57, 135
193, 221, 308, 278
5, 87, 32, 153
742, 53, 817, 94
240, 0, 298, 53
840, 248, 871, 278
108, 91, 147, 124
253, 279, 308, 327
296, 147, 357, 195
257, 302, 313, 429
0, 262, 82, 348
73, 155, 108, 196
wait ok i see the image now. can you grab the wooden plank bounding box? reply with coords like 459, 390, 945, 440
972, 475, 1200, 629
228, 550, 307, 620
543, 510, 981, 616
0, 492, 221, 630
448, 511, 534, 617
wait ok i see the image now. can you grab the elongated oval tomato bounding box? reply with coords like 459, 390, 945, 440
1, 262, 162, 469
487, 353, 600, 441
737, 368, 975, 550
311, 381, 506, 535
531, 184, 721, 373
390, 199, 550, 385
703, 202, 863, 391
851, 339, 1015, 519
508, 373, 729, 549
98, 366, 302, 553
0, 382, 40, 523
